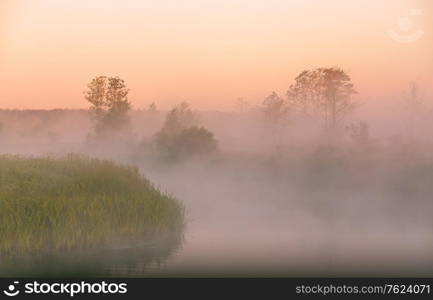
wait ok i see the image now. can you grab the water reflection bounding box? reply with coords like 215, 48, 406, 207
0, 233, 184, 277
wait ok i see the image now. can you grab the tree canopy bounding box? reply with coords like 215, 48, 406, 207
287, 67, 356, 130
84, 76, 131, 139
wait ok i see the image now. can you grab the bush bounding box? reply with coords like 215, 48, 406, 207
151, 103, 217, 161
155, 126, 218, 160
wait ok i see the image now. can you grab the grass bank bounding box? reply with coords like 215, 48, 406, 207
0, 154, 184, 274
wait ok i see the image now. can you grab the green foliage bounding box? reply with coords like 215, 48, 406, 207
153, 103, 217, 160
287, 67, 357, 130
0, 155, 184, 258
84, 76, 131, 140
156, 126, 218, 159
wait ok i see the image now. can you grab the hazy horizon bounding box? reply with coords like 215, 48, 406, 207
1, 0, 432, 110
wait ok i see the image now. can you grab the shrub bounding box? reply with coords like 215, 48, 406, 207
152, 102, 217, 160
155, 126, 218, 160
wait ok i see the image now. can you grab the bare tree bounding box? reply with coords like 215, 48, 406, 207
147, 102, 158, 112
402, 81, 423, 139
287, 67, 356, 130
234, 97, 249, 112
84, 76, 131, 139
403, 81, 423, 117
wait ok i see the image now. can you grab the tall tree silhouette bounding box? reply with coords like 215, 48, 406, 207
84, 76, 131, 139
287, 67, 356, 130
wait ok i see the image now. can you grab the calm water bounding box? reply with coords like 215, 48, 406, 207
1, 143, 433, 277
134, 163, 433, 277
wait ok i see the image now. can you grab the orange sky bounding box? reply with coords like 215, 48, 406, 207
0, 0, 432, 110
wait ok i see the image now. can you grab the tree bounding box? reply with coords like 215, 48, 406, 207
154, 102, 216, 160
403, 81, 423, 118
156, 126, 217, 159
160, 102, 197, 135
147, 102, 158, 112
262, 91, 289, 126
84, 76, 131, 139
287, 67, 356, 130
234, 97, 249, 112
402, 81, 423, 139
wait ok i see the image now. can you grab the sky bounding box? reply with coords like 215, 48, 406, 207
0, 0, 432, 110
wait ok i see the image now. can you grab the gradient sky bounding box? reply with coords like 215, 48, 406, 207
0, 0, 432, 110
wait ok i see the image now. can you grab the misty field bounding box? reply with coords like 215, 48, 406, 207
0, 154, 184, 275
1, 106, 433, 276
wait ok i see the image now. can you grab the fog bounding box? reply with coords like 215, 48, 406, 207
1, 104, 433, 276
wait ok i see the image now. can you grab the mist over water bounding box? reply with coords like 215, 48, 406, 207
1, 0, 433, 280
1, 107, 433, 276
